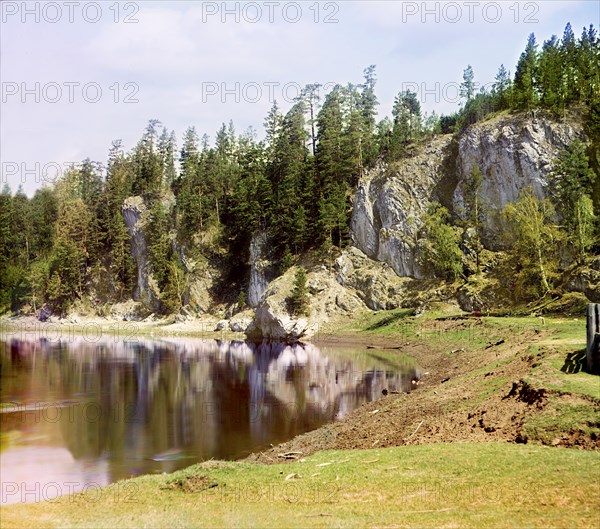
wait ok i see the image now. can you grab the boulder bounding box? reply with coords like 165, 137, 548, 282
229, 317, 253, 333
215, 319, 230, 331
38, 306, 51, 322
246, 266, 365, 341
335, 246, 412, 310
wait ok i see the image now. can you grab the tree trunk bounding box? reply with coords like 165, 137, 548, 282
537, 244, 549, 293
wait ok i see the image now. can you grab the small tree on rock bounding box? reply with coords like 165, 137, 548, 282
288, 268, 310, 316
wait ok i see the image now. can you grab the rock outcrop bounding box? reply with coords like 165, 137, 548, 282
248, 231, 270, 307
351, 111, 587, 278
564, 257, 600, 303
351, 135, 454, 279
335, 247, 412, 310
453, 111, 585, 247
246, 266, 364, 341
122, 196, 161, 311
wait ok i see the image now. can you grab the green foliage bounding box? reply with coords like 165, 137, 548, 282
237, 290, 247, 311
492, 64, 512, 109
146, 201, 171, 289
514, 33, 539, 110
573, 194, 597, 260
1, 35, 598, 316
503, 188, 561, 298
445, 23, 598, 133
28, 258, 50, 312
460, 64, 475, 102
160, 259, 186, 314
549, 139, 598, 259
390, 90, 421, 157
421, 202, 463, 281
48, 239, 84, 313
279, 246, 294, 274
461, 166, 485, 272
288, 267, 310, 316
550, 140, 596, 211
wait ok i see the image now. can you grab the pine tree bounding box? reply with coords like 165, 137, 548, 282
0, 185, 14, 311
159, 127, 177, 188
577, 25, 600, 104
132, 120, 164, 198
288, 267, 309, 316
561, 23, 578, 102
390, 90, 421, 157
492, 64, 512, 109
538, 35, 565, 112
299, 84, 321, 157
359, 65, 379, 166
460, 65, 476, 102
316, 86, 345, 188
514, 33, 539, 109
146, 201, 171, 288
270, 102, 308, 253
263, 101, 283, 164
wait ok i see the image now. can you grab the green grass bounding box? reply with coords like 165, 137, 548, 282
522, 318, 599, 402
526, 349, 600, 400
524, 401, 600, 444
2, 443, 598, 529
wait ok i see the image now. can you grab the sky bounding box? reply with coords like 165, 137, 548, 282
1, 0, 599, 195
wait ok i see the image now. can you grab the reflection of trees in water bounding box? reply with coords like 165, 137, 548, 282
1, 337, 417, 479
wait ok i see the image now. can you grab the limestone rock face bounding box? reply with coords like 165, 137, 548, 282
215, 319, 230, 331
453, 113, 585, 248
564, 258, 600, 303
246, 266, 364, 341
335, 247, 411, 310
350, 136, 453, 279
229, 317, 253, 333
248, 231, 270, 308
122, 196, 161, 311
109, 300, 149, 321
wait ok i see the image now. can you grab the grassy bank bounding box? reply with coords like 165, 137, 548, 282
1, 443, 598, 529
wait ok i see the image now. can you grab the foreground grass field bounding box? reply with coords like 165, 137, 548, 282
1, 443, 599, 529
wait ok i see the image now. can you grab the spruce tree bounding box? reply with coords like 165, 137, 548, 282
514, 33, 539, 109
288, 267, 309, 316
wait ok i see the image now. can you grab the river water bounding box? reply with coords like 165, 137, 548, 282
0, 335, 419, 504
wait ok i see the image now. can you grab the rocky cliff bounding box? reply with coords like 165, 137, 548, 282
352, 111, 587, 270
243, 111, 592, 339
122, 196, 160, 310
351, 134, 454, 279
248, 231, 270, 308
453, 111, 585, 247
114, 112, 593, 337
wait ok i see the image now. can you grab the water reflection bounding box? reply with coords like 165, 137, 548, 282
0, 336, 419, 504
